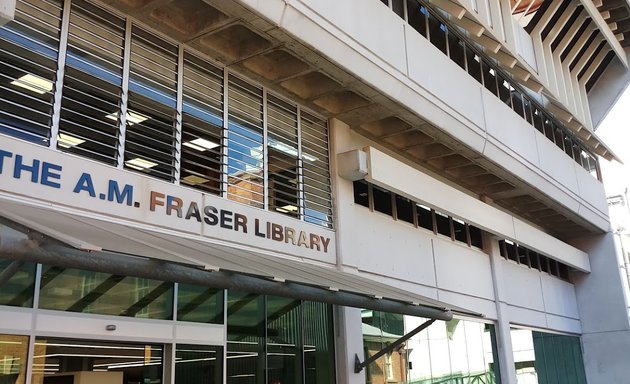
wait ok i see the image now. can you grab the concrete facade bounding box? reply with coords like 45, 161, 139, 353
1, 0, 630, 383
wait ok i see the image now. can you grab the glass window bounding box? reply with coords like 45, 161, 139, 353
372, 185, 392, 216
0, 334, 29, 384
58, 0, 124, 165
416, 204, 434, 231
0, 0, 62, 145
124, 26, 178, 181
510, 329, 586, 384
453, 217, 467, 243
406, 2, 427, 37
177, 284, 224, 324
303, 301, 335, 384
392, 0, 404, 18
175, 344, 223, 384
362, 310, 405, 383
227, 75, 264, 209
435, 211, 451, 237
482, 61, 498, 96
227, 291, 265, 384
38, 266, 174, 319
469, 224, 483, 248
448, 34, 466, 70
267, 95, 299, 219
31, 338, 163, 384
353, 180, 369, 208
181, 52, 224, 195
427, 13, 447, 54
267, 296, 302, 384
301, 112, 333, 228
0, 260, 36, 308
395, 194, 414, 224
466, 47, 483, 84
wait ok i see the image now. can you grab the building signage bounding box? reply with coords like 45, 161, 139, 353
0, 136, 334, 261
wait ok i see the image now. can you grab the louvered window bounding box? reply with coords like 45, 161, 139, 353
301, 112, 333, 228
180, 52, 224, 195
227, 75, 264, 208
58, 0, 124, 164
0, 0, 62, 144
267, 94, 299, 219
124, 26, 178, 181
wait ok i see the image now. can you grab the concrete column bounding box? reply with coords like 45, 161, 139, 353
0, 0, 16, 26
486, 234, 517, 384
570, 232, 630, 383
334, 306, 366, 384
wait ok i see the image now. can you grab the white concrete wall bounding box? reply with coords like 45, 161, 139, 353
238, 0, 610, 231
0, 0, 15, 26
331, 119, 582, 332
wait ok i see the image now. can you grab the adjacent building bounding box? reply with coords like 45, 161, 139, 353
1, 0, 630, 383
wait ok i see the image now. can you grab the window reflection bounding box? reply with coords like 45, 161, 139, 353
177, 284, 224, 324
31, 338, 163, 384
0, 334, 29, 384
175, 345, 223, 384
0, 259, 36, 308
38, 266, 174, 319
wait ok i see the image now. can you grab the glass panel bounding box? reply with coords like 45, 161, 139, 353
353, 180, 369, 208
416, 204, 433, 231
31, 338, 163, 384
427, 13, 447, 54
435, 211, 451, 237
510, 329, 587, 384
125, 26, 178, 181
372, 185, 392, 216
453, 217, 467, 243
301, 112, 333, 228
38, 266, 174, 319
175, 344, 223, 384
362, 310, 405, 384
392, 0, 404, 18
267, 95, 299, 219
395, 195, 414, 224
227, 75, 264, 209
469, 224, 483, 248
405, 318, 500, 383
0, 334, 29, 384
448, 34, 466, 70
303, 301, 335, 384
177, 284, 224, 324
181, 52, 224, 195
0, 259, 36, 308
58, 0, 124, 165
227, 291, 265, 384
0, 0, 62, 145
267, 296, 302, 384
482, 61, 498, 95
466, 47, 483, 84
497, 75, 512, 107
406, 2, 427, 37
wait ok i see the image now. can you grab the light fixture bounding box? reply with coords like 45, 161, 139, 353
10, 74, 54, 95
268, 139, 319, 162
276, 204, 298, 213
182, 175, 209, 185
57, 133, 85, 148
106, 110, 149, 125
182, 138, 219, 151
125, 157, 158, 170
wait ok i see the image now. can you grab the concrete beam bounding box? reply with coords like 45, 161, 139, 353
0, 0, 16, 26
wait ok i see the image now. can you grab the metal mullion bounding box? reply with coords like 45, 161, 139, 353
221, 70, 229, 197
174, 44, 184, 184
117, 18, 132, 168
47, 0, 71, 149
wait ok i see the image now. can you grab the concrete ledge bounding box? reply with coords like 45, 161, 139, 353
0, 0, 16, 26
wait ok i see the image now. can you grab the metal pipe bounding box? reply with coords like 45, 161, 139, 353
0, 260, 24, 289
0, 241, 453, 321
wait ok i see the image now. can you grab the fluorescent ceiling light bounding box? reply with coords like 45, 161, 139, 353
183, 138, 219, 151
11, 74, 54, 95
106, 110, 149, 125
276, 204, 298, 213
269, 139, 319, 162
182, 175, 209, 185
125, 157, 158, 170
57, 133, 85, 148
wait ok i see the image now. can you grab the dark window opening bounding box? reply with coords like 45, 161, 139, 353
469, 225, 483, 248
453, 218, 467, 243
395, 194, 414, 224
435, 211, 451, 237
372, 185, 393, 216
417, 204, 434, 231
427, 13, 447, 54
407, 2, 427, 37
353, 180, 369, 208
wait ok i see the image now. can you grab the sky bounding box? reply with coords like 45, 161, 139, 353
596, 88, 630, 198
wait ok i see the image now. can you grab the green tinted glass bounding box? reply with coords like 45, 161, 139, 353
175, 344, 223, 384
38, 265, 173, 319
177, 284, 224, 324
0, 260, 36, 308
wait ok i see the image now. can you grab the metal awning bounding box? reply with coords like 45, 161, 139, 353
0, 197, 458, 320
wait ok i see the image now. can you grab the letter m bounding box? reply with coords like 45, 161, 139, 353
108, 180, 133, 206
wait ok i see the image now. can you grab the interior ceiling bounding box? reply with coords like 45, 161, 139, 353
101, 0, 604, 239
